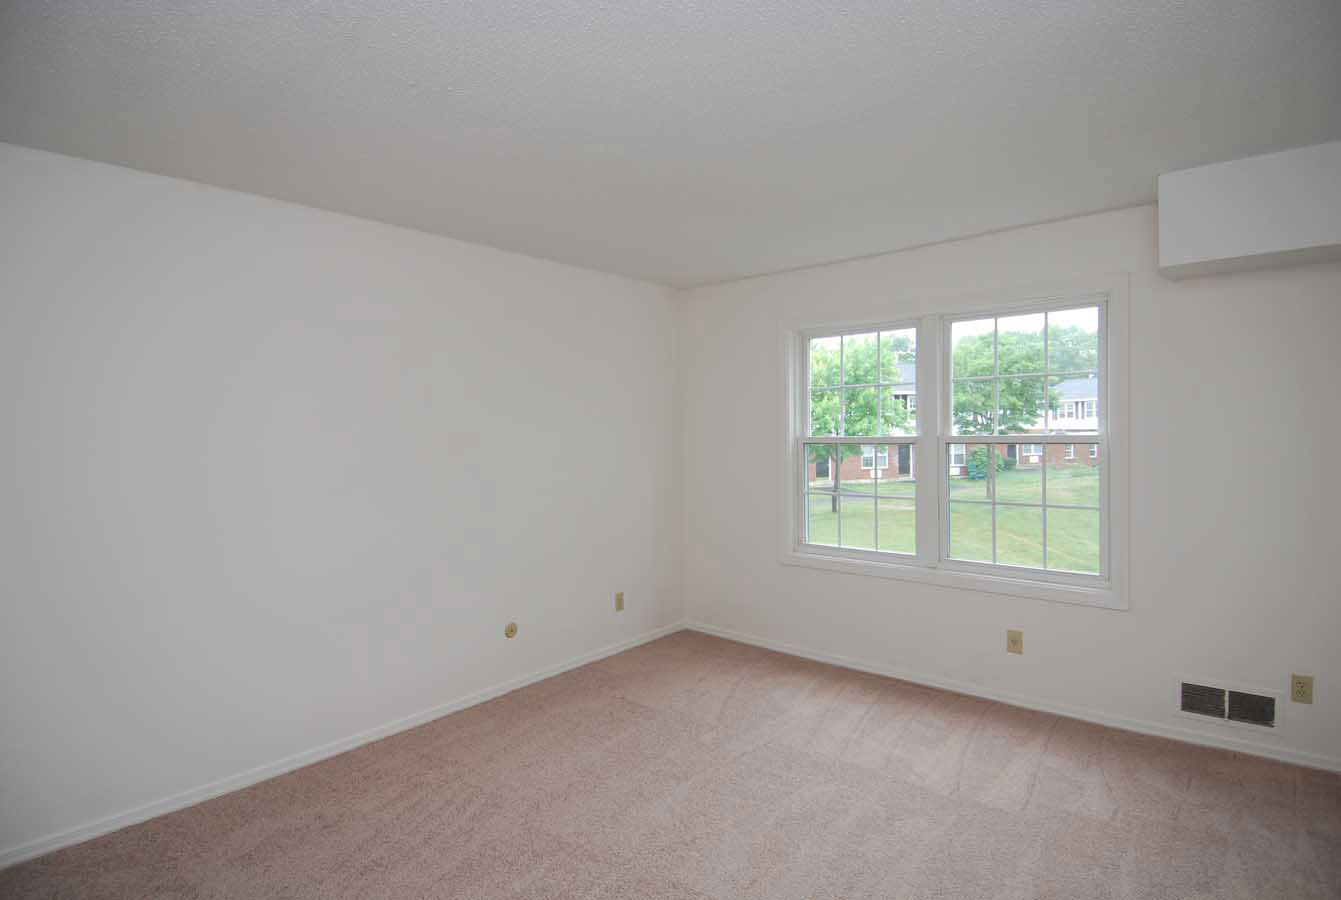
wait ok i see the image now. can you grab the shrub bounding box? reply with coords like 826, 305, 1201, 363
967, 447, 992, 480
967, 446, 1015, 480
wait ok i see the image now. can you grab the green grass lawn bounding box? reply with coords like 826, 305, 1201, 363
806, 493, 916, 554
807, 463, 1100, 573
947, 458, 1099, 506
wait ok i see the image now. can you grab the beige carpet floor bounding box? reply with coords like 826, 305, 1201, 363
3, 630, 1338, 899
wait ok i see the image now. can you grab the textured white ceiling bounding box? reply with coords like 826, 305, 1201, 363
3, 2, 1339, 287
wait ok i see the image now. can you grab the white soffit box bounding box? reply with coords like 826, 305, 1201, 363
1158, 141, 1341, 278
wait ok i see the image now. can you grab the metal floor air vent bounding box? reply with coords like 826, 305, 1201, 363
1180, 682, 1227, 719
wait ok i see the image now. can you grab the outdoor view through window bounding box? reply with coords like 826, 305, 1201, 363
804, 304, 1103, 576
806, 328, 919, 555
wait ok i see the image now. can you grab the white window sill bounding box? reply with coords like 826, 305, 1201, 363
781, 545, 1127, 610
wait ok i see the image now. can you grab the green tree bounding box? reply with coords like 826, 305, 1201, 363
809, 333, 913, 510
967, 446, 1015, 481
1046, 321, 1100, 373
951, 324, 1097, 435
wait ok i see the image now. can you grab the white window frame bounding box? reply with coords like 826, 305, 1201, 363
1064, 443, 1075, 460
779, 277, 1129, 610
1090, 443, 1099, 459
860, 445, 889, 470
949, 443, 966, 467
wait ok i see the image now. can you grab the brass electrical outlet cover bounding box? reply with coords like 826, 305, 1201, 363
615, 591, 624, 612
1291, 674, 1314, 704
1006, 629, 1023, 655
504, 622, 518, 639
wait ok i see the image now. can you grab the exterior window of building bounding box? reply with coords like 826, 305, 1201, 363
860, 445, 890, 470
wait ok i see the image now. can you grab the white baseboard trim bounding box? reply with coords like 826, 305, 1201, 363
686, 621, 1341, 774
0, 621, 686, 870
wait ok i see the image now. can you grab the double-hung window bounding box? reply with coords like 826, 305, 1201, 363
785, 284, 1126, 608
860, 445, 890, 470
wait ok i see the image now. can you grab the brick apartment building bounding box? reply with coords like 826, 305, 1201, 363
809, 375, 1100, 483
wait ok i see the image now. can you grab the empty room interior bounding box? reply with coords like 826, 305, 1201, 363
3, 3, 1341, 898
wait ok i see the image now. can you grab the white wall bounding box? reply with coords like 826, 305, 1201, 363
682, 205, 1341, 770
0, 143, 683, 860
5, 142, 1340, 866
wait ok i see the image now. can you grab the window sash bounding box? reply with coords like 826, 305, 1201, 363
937, 437, 1105, 575
937, 298, 1108, 580
804, 324, 919, 440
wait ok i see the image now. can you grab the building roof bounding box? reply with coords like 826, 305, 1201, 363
1053, 376, 1098, 401
888, 361, 916, 391
890, 369, 1093, 399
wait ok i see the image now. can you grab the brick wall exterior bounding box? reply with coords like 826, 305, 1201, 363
1024, 443, 1100, 468
807, 446, 913, 484
808, 442, 1097, 483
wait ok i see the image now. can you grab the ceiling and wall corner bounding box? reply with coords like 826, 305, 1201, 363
2, 1, 1339, 288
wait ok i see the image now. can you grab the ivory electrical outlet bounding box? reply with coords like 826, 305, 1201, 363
1006, 629, 1024, 655
615, 591, 624, 612
1291, 674, 1314, 704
